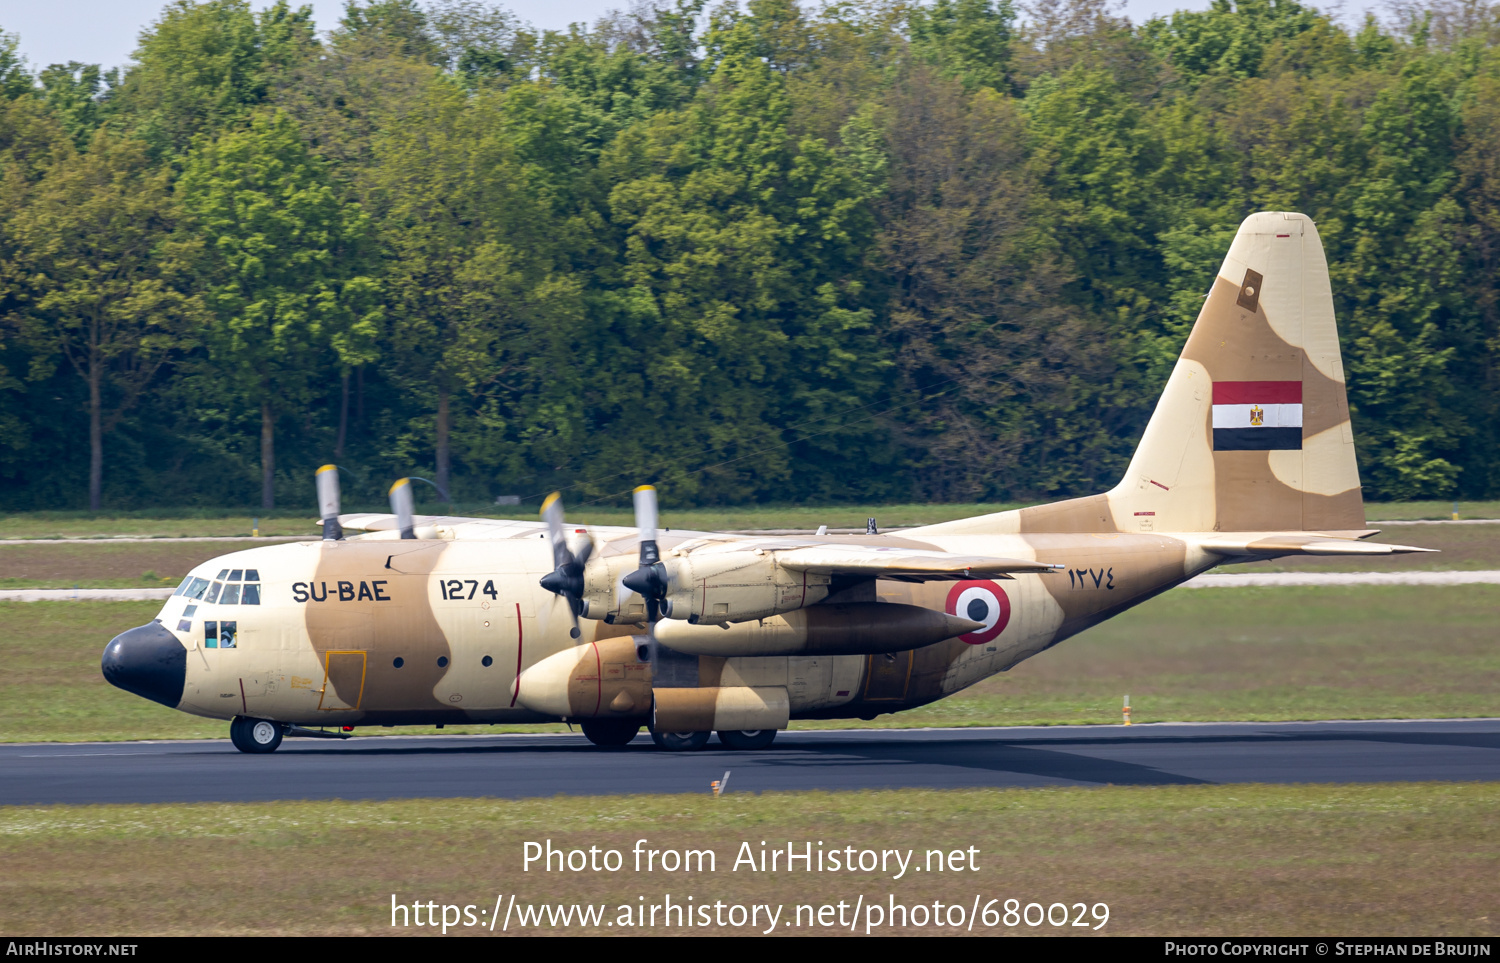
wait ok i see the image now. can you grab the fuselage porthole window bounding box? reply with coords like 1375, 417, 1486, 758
220, 621, 237, 648
242, 584, 261, 605
204, 620, 218, 649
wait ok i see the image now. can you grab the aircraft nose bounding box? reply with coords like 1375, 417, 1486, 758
102, 621, 187, 708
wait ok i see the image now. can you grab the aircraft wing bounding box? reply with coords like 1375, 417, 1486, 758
772, 545, 1063, 581
1195, 533, 1437, 557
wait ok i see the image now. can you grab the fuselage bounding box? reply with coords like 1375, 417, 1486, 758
125, 517, 1218, 728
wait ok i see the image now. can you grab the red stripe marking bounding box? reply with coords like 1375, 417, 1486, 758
1150, 479, 1170, 491
1134, 511, 1155, 516
509, 602, 523, 707
238, 678, 247, 714
592, 641, 602, 716
1213, 381, 1302, 405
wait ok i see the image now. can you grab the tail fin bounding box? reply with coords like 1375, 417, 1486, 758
1111, 211, 1364, 533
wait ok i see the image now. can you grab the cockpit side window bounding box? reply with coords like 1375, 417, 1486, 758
172, 576, 192, 596
242, 583, 261, 605
183, 577, 210, 600
221, 583, 242, 605
205, 581, 223, 604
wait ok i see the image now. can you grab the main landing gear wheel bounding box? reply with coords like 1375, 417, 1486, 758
229, 716, 284, 754
717, 729, 777, 751
649, 729, 711, 752
581, 719, 641, 748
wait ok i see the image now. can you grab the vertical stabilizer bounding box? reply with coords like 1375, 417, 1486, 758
1109, 211, 1364, 533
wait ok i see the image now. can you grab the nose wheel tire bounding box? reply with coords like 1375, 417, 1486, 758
717, 729, 777, 751
649, 729, 710, 752
580, 719, 642, 748
229, 716, 284, 754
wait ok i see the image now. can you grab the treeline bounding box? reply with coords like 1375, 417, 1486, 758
1, 0, 1498, 512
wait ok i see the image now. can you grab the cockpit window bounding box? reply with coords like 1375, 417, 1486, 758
182, 577, 210, 600
217, 569, 229, 579
204, 620, 237, 649
205, 581, 223, 604
221, 584, 242, 605
172, 576, 192, 596
245, 569, 260, 581
242, 584, 261, 605
229, 569, 243, 581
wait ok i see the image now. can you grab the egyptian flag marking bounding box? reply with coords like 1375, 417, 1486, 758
1212, 381, 1302, 451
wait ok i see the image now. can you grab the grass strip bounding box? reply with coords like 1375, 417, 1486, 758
0, 782, 1493, 935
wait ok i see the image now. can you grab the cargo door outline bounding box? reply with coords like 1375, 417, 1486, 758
318, 650, 367, 710
863, 651, 912, 701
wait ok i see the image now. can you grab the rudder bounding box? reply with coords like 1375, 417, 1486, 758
1111, 211, 1364, 534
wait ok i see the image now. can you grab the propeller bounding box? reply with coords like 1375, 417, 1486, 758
620, 485, 672, 621
537, 492, 591, 639
316, 465, 343, 540
389, 478, 416, 539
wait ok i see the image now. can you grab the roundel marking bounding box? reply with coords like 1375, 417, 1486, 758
944, 580, 1011, 645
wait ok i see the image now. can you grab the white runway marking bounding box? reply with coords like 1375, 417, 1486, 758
0, 535, 313, 545
0, 588, 179, 601
1180, 570, 1500, 588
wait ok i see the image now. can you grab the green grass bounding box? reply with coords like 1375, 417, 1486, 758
0, 783, 1494, 935
4, 584, 1497, 743
1365, 500, 1500, 521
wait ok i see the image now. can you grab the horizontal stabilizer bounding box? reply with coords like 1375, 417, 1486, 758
1197, 534, 1438, 557
774, 546, 1063, 582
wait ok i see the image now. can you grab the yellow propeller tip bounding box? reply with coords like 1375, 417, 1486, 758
388, 478, 409, 494
317, 464, 337, 474
540, 492, 561, 515
633, 485, 656, 494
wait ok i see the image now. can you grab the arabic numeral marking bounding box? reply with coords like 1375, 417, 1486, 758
447, 579, 463, 600
439, 580, 448, 601
465, 579, 478, 599
483, 579, 498, 600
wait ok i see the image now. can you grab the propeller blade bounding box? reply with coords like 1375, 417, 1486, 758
316, 465, 343, 540
633, 485, 659, 549
537, 491, 583, 639
389, 478, 416, 539
621, 484, 670, 621
541, 491, 570, 572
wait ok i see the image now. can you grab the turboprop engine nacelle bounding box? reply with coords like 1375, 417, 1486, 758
512, 636, 790, 732
579, 549, 832, 625
652, 602, 983, 658
513, 637, 652, 719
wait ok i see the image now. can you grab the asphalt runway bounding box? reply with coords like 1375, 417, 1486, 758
4, 720, 1498, 806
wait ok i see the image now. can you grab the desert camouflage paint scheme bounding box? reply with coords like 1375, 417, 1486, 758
105, 213, 1432, 742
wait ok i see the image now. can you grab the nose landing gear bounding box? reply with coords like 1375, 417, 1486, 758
580, 719, 642, 748
229, 716, 285, 753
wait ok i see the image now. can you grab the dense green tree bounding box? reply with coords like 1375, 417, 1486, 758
3, 0, 1500, 510
366, 80, 578, 498
117, 0, 316, 154
5, 131, 195, 510
176, 110, 379, 509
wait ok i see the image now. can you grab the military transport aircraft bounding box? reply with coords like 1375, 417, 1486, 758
102, 212, 1433, 753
